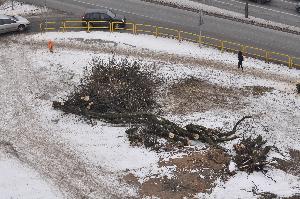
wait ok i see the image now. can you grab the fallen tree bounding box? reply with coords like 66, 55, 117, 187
53, 100, 252, 148
53, 57, 256, 149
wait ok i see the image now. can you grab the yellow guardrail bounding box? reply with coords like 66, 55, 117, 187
40, 22, 56, 31
135, 24, 157, 36
244, 46, 266, 59
111, 22, 135, 34
292, 57, 300, 68
40, 20, 299, 69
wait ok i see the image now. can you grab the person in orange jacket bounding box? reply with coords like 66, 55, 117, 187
48, 40, 54, 53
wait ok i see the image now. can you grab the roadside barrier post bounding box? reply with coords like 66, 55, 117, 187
134, 24, 136, 34
220, 41, 224, 52
87, 21, 90, 33
155, 27, 158, 38
265, 51, 269, 63
242, 46, 246, 55
178, 31, 181, 42
135, 24, 138, 35
198, 35, 202, 46
63, 21, 66, 33
288, 57, 292, 69
40, 23, 44, 33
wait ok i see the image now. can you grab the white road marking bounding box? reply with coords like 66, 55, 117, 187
73, 0, 300, 25
278, 0, 298, 6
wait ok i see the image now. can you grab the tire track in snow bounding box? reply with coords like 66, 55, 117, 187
0, 40, 133, 199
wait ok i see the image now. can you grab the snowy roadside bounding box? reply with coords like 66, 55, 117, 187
142, 0, 300, 35
0, 0, 45, 16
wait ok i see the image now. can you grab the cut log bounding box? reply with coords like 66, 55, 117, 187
53, 101, 253, 149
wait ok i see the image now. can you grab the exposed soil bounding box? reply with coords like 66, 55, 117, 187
243, 86, 274, 97
274, 149, 300, 177
0, 141, 19, 159
125, 148, 231, 199
162, 78, 274, 114
163, 78, 247, 114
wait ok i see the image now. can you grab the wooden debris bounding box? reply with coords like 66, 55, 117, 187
234, 135, 271, 173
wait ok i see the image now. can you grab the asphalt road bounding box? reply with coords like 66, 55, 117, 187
193, 0, 300, 27
21, 0, 299, 60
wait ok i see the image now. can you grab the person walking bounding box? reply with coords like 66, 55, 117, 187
238, 51, 244, 70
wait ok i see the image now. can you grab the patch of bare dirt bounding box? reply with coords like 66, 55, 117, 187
243, 86, 274, 97
161, 78, 275, 114
274, 149, 300, 177
0, 141, 19, 159
162, 78, 246, 114
125, 148, 230, 198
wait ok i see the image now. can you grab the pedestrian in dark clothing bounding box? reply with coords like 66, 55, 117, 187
238, 51, 244, 70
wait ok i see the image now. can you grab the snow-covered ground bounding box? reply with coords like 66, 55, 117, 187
198, 169, 300, 199
0, 2, 299, 199
0, 29, 298, 198
0, 152, 63, 199
0, 1, 45, 16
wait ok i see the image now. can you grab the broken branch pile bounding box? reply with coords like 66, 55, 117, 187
62, 57, 159, 114
53, 57, 252, 149
234, 135, 271, 173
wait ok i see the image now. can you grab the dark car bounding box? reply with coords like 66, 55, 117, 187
296, 3, 300, 13
82, 9, 126, 29
249, 0, 271, 3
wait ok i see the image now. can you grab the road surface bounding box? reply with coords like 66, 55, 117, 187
22, 0, 300, 59
192, 0, 300, 27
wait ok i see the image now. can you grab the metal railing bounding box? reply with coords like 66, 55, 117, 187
39, 20, 300, 69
